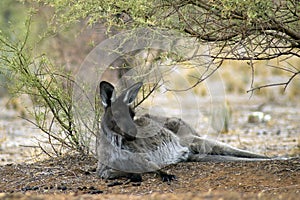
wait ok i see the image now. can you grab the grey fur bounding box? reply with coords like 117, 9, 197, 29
96, 81, 271, 180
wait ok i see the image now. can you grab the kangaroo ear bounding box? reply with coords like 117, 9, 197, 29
123, 82, 143, 105
100, 81, 115, 108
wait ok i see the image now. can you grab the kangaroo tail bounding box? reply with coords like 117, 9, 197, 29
188, 154, 292, 162
188, 136, 269, 159
188, 154, 270, 162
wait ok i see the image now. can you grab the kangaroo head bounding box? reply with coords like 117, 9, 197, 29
99, 81, 143, 141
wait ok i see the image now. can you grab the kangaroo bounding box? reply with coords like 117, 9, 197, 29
96, 81, 270, 182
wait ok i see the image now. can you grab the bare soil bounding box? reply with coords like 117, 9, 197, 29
0, 154, 299, 200
1, 95, 300, 199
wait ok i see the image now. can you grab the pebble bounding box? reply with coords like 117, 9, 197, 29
57, 185, 67, 191
248, 111, 271, 123
77, 185, 103, 194
89, 186, 96, 190
83, 171, 91, 175
21, 186, 39, 191
107, 181, 123, 187
89, 189, 103, 194
132, 182, 141, 186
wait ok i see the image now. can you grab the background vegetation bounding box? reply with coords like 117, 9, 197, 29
0, 0, 299, 156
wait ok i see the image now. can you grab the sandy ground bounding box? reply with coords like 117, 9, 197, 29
0, 95, 299, 199
0, 155, 299, 200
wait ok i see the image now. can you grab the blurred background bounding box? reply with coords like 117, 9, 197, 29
0, 0, 299, 164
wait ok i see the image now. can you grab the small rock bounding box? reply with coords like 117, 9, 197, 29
89, 189, 103, 194
263, 114, 271, 122
132, 182, 141, 186
21, 186, 32, 191
262, 131, 268, 135
89, 186, 96, 190
90, 168, 97, 172
61, 186, 67, 191
248, 112, 271, 123
107, 181, 123, 187
276, 130, 281, 135
248, 112, 264, 123
57, 185, 67, 191
84, 171, 91, 175
257, 130, 268, 135
32, 186, 39, 191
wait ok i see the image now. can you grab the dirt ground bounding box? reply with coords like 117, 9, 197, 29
1, 94, 300, 200
0, 154, 299, 200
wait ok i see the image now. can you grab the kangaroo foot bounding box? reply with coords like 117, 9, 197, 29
158, 171, 177, 183
128, 173, 142, 182
122, 174, 142, 186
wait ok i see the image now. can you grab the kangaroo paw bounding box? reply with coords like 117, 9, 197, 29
159, 171, 177, 183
